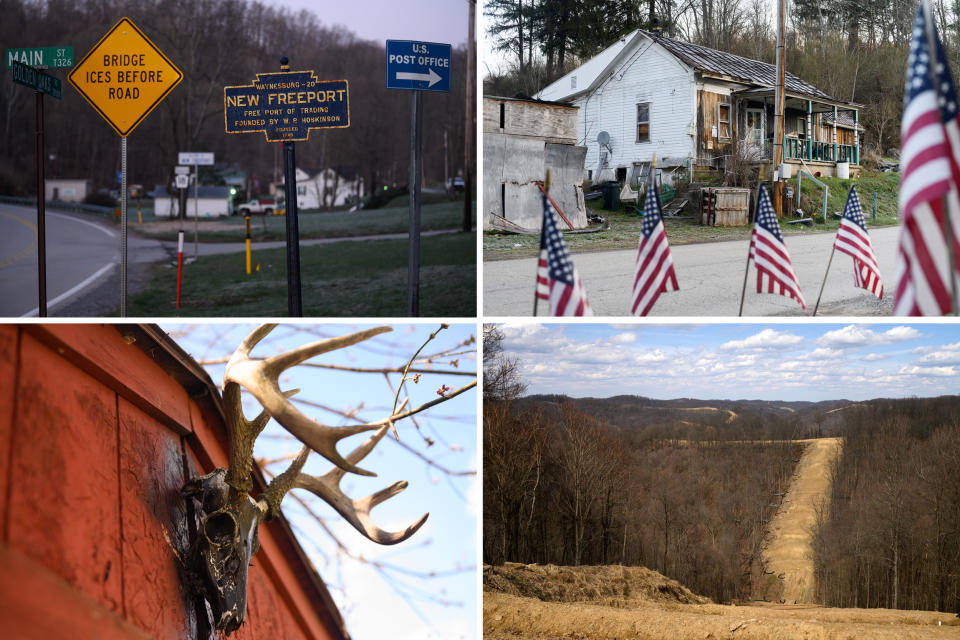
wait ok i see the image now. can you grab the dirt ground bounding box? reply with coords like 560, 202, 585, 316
484, 591, 960, 639
761, 437, 843, 604
484, 563, 960, 639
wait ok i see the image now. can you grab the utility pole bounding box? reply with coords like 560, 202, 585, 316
773, 0, 786, 217
462, 0, 475, 232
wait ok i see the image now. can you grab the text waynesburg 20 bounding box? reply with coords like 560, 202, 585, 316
224, 70, 349, 142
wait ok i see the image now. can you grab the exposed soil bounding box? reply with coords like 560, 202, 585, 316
760, 437, 843, 604
484, 563, 960, 639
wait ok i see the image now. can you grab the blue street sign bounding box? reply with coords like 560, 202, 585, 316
386, 40, 451, 92
224, 70, 349, 142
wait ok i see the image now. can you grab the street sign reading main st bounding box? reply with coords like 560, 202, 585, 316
386, 40, 451, 92
68, 17, 182, 137
6, 46, 73, 69
224, 70, 349, 142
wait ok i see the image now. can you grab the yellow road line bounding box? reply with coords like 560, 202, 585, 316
0, 211, 38, 269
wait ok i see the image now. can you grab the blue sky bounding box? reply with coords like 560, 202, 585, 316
161, 323, 477, 640
496, 323, 960, 401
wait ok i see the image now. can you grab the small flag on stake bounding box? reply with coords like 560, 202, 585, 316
835, 186, 884, 299
631, 171, 678, 315
743, 185, 807, 313
535, 194, 593, 316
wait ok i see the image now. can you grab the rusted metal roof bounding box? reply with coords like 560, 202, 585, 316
651, 33, 831, 100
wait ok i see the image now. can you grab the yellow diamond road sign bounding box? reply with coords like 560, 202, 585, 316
68, 17, 182, 137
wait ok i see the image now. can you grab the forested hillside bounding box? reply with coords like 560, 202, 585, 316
484, 0, 941, 157
1, 0, 470, 198
813, 397, 960, 613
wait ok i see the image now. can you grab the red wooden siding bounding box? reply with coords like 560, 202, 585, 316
0, 325, 346, 640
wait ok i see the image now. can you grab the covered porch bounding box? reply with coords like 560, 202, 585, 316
734, 87, 862, 171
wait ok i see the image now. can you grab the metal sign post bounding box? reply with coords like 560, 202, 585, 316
68, 17, 183, 317
177, 152, 214, 260
174, 169, 189, 309
9, 59, 64, 316
386, 40, 451, 317
223, 59, 350, 317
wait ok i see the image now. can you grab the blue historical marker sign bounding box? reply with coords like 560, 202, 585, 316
386, 40, 451, 92
224, 70, 349, 142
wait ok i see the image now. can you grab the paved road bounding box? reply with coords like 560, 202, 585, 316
1, 201, 469, 317
484, 226, 900, 316
0, 202, 169, 317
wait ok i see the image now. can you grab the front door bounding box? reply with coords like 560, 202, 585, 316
745, 108, 766, 158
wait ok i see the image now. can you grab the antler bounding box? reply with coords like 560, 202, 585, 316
293, 424, 429, 544
224, 324, 392, 477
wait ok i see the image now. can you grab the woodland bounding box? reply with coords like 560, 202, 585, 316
483, 326, 960, 612
484, 0, 947, 159
0, 0, 472, 201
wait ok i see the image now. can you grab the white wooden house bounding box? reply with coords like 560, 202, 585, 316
273, 167, 364, 210
536, 30, 862, 184
152, 185, 232, 217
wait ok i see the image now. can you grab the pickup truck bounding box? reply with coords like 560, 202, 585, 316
237, 198, 275, 215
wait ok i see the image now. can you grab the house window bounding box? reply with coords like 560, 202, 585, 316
797, 117, 807, 139
636, 103, 650, 143
297, 185, 306, 196
571, 75, 577, 89
717, 103, 731, 139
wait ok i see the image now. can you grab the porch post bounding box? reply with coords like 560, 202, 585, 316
832, 105, 838, 163
806, 100, 812, 160
853, 109, 859, 164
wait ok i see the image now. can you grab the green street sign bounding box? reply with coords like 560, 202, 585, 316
10, 60, 61, 99
6, 46, 73, 69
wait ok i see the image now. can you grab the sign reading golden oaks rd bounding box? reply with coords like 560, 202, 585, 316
224, 70, 349, 142
68, 17, 182, 137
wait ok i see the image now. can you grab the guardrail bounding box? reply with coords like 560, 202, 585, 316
0, 195, 117, 219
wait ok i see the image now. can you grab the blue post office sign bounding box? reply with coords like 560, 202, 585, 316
386, 40, 451, 92
224, 70, 349, 142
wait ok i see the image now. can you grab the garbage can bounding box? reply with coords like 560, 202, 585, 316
602, 181, 620, 210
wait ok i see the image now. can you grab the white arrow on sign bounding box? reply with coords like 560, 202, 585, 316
396, 68, 441, 87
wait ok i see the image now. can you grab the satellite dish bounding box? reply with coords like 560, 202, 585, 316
597, 131, 610, 145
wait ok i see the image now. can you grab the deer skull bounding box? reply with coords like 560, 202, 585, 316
182, 325, 428, 635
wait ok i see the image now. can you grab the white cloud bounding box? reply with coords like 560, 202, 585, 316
719, 329, 804, 351
900, 365, 958, 377
818, 325, 921, 348
862, 353, 888, 362
611, 332, 637, 344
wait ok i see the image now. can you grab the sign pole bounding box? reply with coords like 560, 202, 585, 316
280, 56, 303, 317
176, 185, 186, 309
193, 164, 199, 259
120, 136, 127, 317
35, 89, 47, 317
408, 90, 423, 316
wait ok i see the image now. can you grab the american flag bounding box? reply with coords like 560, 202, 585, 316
835, 186, 883, 299
535, 194, 593, 316
895, 0, 960, 315
749, 185, 807, 311
632, 172, 678, 315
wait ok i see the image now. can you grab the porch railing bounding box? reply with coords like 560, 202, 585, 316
783, 137, 859, 165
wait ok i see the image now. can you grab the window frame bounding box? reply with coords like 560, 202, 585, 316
717, 102, 731, 140
636, 102, 651, 143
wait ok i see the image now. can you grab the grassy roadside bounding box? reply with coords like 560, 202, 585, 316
136, 197, 475, 243
122, 231, 476, 317
484, 170, 899, 261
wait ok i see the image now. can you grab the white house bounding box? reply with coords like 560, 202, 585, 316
275, 168, 364, 210
537, 30, 862, 183
45, 179, 92, 203
153, 185, 232, 217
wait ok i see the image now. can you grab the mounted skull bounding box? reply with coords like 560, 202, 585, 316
182, 325, 428, 634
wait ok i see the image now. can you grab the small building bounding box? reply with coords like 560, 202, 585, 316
273, 168, 364, 210
0, 324, 348, 639
536, 30, 862, 183
153, 184, 233, 217
483, 95, 588, 230
45, 178, 92, 203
